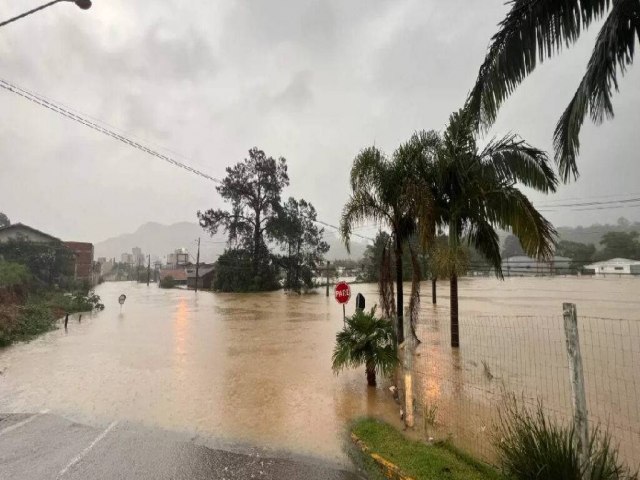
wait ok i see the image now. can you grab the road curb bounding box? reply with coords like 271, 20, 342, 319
350, 432, 415, 480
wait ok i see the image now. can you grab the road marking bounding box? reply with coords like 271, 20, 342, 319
0, 410, 49, 436
57, 421, 118, 478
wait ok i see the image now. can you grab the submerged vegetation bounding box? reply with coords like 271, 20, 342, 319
0, 259, 104, 347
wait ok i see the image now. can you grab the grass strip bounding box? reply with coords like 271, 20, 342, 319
351, 418, 503, 480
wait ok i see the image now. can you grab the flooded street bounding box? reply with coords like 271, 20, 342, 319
0, 281, 398, 465
0, 277, 638, 466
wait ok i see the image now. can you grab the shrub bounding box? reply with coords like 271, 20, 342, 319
159, 275, 175, 289
495, 398, 638, 480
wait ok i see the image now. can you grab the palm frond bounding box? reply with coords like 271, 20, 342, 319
340, 190, 391, 251
467, 0, 612, 130
466, 218, 503, 277
554, 0, 640, 181
480, 134, 559, 193
485, 187, 558, 260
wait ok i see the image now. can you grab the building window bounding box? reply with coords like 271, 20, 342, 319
614, 266, 624, 271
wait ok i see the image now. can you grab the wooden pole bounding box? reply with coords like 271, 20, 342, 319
563, 303, 589, 469
146, 254, 150, 286
195, 238, 200, 292
325, 261, 330, 297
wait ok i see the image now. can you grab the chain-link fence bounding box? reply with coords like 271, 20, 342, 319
403, 308, 640, 470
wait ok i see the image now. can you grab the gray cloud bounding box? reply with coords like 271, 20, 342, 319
0, 0, 638, 245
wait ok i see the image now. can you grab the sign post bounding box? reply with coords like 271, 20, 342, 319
334, 281, 351, 326
118, 294, 126, 313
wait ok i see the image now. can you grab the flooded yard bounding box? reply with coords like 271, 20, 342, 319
0, 277, 638, 466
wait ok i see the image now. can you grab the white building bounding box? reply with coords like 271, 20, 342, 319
167, 248, 189, 268
584, 258, 640, 276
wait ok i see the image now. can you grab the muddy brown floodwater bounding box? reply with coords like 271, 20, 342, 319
0, 277, 638, 467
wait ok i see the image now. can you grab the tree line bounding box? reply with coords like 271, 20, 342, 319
197, 148, 328, 293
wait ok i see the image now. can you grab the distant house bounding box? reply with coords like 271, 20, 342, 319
503, 255, 572, 276
584, 258, 640, 276
0, 223, 96, 285
186, 264, 215, 290
159, 268, 187, 286
0, 223, 60, 244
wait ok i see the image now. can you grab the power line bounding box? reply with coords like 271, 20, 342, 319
0, 78, 220, 183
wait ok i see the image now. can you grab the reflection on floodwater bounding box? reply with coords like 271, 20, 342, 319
0, 277, 638, 465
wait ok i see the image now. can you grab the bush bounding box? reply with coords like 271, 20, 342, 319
495, 398, 638, 480
159, 275, 175, 289
0, 261, 30, 287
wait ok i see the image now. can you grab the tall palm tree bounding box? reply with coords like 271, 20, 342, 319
413, 110, 559, 347
332, 308, 398, 386
467, 0, 640, 182
340, 147, 417, 344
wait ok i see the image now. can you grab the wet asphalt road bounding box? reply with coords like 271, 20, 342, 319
0, 413, 361, 480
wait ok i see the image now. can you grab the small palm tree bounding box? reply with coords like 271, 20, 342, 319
332, 307, 398, 386
467, 0, 640, 182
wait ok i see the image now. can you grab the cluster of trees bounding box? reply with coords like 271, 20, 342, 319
198, 148, 328, 293
557, 231, 640, 269
341, 109, 557, 349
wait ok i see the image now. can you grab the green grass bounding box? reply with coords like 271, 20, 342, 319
351, 418, 502, 480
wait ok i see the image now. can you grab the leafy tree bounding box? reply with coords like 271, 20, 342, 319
502, 234, 526, 259
467, 0, 640, 181
273, 197, 329, 292
597, 231, 640, 260
0, 212, 9, 228
556, 240, 596, 270
213, 249, 279, 292
412, 110, 558, 348
332, 307, 398, 386
0, 238, 73, 286
198, 148, 289, 291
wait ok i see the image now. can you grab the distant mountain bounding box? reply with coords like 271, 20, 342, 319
95, 222, 367, 263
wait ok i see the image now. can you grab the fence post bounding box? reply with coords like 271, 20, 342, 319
563, 303, 589, 469
402, 308, 414, 428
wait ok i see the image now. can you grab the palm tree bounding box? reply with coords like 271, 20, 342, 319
467, 0, 640, 182
413, 110, 558, 347
340, 147, 417, 344
332, 308, 398, 386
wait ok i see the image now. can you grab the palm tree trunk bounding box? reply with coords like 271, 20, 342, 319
449, 219, 460, 348
450, 273, 459, 348
395, 240, 404, 344
366, 362, 376, 386
431, 276, 437, 304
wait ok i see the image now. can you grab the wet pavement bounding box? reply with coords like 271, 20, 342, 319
0, 413, 360, 479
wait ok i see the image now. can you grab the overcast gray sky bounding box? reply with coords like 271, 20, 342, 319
1, 0, 639, 243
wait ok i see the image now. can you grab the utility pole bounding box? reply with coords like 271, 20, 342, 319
194, 238, 200, 293
147, 254, 151, 286
325, 261, 331, 297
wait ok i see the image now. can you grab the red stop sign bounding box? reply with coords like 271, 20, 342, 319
334, 281, 351, 304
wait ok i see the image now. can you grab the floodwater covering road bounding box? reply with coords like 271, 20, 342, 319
0, 281, 398, 467
0, 277, 638, 469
